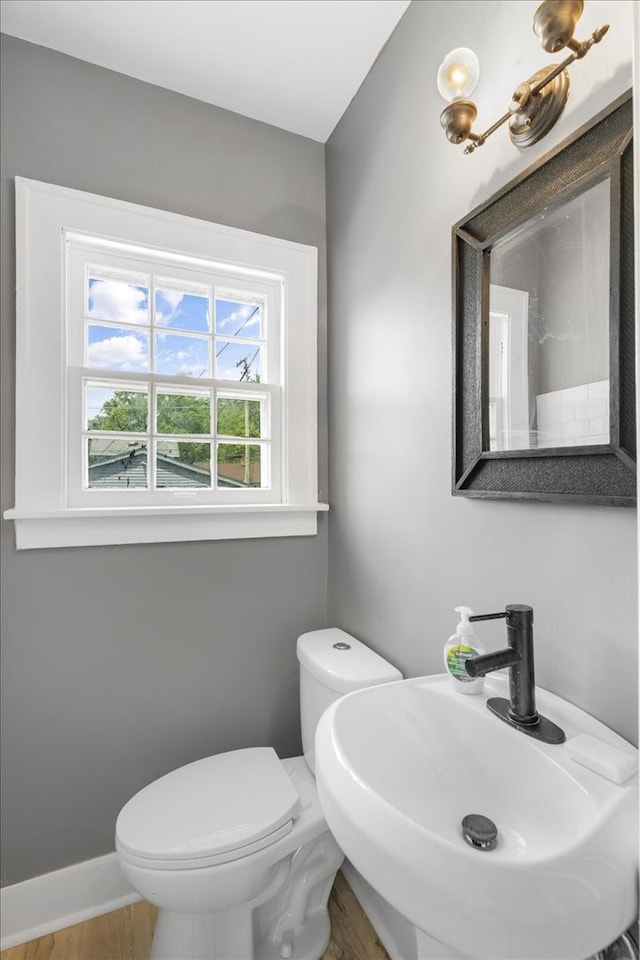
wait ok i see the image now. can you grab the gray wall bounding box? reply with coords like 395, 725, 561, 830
0, 34, 328, 886
2, 0, 638, 893
326, 0, 637, 745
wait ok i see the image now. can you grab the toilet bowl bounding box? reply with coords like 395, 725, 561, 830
115, 628, 402, 960
117, 753, 342, 960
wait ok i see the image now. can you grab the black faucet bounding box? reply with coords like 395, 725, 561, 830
465, 604, 565, 745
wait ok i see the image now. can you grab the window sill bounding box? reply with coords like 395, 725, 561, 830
4, 503, 329, 550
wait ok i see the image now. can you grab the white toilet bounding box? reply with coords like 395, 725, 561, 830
115, 628, 401, 960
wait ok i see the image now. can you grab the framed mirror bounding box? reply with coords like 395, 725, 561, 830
452, 91, 635, 506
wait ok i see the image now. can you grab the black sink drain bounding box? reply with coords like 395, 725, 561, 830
461, 813, 498, 850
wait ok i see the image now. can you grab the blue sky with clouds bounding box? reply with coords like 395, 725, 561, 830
86, 279, 262, 383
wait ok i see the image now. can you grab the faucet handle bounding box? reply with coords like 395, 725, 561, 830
468, 611, 508, 622
470, 605, 534, 625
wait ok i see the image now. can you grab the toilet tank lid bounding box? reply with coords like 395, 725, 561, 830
297, 628, 402, 693
115, 747, 300, 863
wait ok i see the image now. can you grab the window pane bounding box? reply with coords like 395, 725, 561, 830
215, 341, 262, 382
87, 438, 148, 488
157, 391, 211, 435
215, 298, 262, 339
156, 441, 211, 488
154, 333, 210, 378
88, 277, 149, 325
217, 397, 261, 438
155, 288, 210, 333
87, 325, 149, 372
217, 443, 262, 488
86, 385, 148, 432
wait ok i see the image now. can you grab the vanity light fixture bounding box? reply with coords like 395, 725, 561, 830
438, 0, 609, 154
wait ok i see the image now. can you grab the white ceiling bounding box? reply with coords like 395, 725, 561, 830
0, 0, 411, 142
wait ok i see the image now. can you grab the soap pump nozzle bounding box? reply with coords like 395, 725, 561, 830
454, 605, 475, 638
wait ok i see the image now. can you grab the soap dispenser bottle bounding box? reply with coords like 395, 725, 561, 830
444, 606, 485, 695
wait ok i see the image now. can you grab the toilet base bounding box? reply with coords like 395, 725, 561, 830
149, 833, 343, 960
151, 905, 256, 960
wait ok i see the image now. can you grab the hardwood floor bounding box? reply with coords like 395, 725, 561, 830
322, 872, 389, 960
0, 871, 389, 960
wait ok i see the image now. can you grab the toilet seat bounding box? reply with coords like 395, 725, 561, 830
116, 747, 301, 870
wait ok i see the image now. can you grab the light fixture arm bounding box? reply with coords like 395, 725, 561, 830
438, 1, 609, 155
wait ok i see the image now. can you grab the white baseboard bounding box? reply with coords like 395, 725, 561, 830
0, 852, 141, 950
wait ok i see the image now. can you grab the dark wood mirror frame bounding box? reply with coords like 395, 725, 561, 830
452, 91, 635, 506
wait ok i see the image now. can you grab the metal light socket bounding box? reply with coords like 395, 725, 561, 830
533, 0, 584, 53
440, 99, 478, 145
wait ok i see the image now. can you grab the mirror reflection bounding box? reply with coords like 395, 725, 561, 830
488, 178, 610, 452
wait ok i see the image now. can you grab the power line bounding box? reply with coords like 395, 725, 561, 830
215, 304, 260, 358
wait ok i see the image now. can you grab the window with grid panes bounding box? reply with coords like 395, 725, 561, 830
67, 239, 281, 506
6, 179, 323, 549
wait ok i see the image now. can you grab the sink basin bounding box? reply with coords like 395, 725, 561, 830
315, 674, 638, 960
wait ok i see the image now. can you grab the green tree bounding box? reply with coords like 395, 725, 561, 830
88, 391, 148, 432
156, 393, 210, 435
88, 390, 261, 473
157, 393, 210, 464
217, 398, 260, 439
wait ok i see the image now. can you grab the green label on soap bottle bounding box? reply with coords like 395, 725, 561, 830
447, 644, 478, 682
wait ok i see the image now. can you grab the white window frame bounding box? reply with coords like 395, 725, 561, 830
5, 178, 327, 549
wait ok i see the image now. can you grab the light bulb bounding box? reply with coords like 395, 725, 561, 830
437, 47, 480, 102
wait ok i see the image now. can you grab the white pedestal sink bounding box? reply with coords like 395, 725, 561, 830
315, 674, 638, 960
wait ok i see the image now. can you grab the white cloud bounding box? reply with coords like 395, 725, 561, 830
217, 360, 241, 381
156, 289, 184, 326
89, 279, 148, 325
161, 290, 183, 309
88, 334, 148, 371
218, 303, 259, 333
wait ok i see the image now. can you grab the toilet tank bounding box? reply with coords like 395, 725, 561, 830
297, 628, 402, 773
